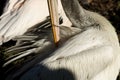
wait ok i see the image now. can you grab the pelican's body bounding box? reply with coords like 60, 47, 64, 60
20, 11, 120, 80
1, 0, 120, 80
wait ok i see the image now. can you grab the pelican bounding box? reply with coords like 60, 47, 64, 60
1, 0, 120, 80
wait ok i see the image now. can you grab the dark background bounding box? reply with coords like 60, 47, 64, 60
0, 0, 7, 16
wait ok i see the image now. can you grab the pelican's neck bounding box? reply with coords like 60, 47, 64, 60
60, 0, 93, 29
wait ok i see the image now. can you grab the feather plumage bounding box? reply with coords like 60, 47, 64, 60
1, 0, 120, 80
